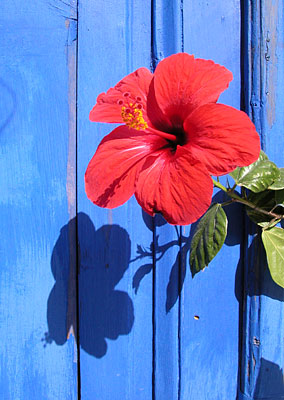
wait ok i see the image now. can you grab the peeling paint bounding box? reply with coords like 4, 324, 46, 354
264, 0, 279, 127
65, 13, 78, 342
66, 45, 76, 220
247, 360, 250, 379
252, 352, 256, 370
108, 209, 113, 225
253, 336, 260, 346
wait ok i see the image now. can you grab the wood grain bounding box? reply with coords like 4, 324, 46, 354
239, 1, 284, 399
181, 1, 242, 399
0, 0, 78, 398
77, 1, 153, 399
151, 1, 183, 399
1, 0, 283, 398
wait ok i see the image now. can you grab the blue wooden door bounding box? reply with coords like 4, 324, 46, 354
1, 1, 284, 399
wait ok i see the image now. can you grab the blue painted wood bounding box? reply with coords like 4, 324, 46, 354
2, 0, 283, 398
77, 1, 153, 399
181, 2, 242, 399
0, 0, 78, 398
151, 1, 183, 399
239, 1, 284, 399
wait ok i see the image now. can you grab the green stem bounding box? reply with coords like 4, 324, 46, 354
212, 179, 227, 192
221, 200, 234, 207
212, 178, 284, 220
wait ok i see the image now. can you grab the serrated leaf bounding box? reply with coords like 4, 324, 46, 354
190, 203, 228, 277
262, 227, 284, 288
268, 168, 284, 190
229, 150, 279, 192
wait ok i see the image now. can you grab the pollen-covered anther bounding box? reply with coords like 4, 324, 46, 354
121, 102, 148, 130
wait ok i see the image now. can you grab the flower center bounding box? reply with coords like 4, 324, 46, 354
172, 127, 187, 147
118, 93, 181, 143
121, 102, 148, 130
119, 93, 148, 130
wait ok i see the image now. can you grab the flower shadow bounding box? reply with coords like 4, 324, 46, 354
44, 212, 134, 358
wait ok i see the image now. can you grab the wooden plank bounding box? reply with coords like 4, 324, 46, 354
151, 1, 183, 399
239, 1, 284, 398
0, 0, 78, 398
181, 1, 242, 399
77, 1, 153, 399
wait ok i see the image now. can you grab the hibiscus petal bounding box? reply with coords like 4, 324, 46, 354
89, 67, 153, 123
152, 53, 233, 126
135, 147, 213, 225
183, 103, 261, 175
85, 126, 165, 208
146, 79, 173, 132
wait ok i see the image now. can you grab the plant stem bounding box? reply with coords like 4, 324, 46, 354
212, 179, 227, 192
221, 200, 234, 207
212, 178, 284, 220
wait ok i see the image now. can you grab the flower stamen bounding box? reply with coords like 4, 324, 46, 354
121, 102, 148, 130
120, 101, 177, 141
120, 98, 177, 142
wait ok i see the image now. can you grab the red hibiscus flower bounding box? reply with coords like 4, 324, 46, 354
85, 53, 260, 225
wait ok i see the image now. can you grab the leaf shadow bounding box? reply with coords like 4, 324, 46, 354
133, 187, 284, 316
254, 358, 284, 398
234, 233, 284, 303
132, 210, 210, 313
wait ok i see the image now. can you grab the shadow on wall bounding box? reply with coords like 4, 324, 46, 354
203, 189, 284, 302
254, 358, 284, 398
133, 211, 190, 314
133, 190, 248, 313
235, 232, 284, 302
44, 212, 134, 358
132, 189, 284, 314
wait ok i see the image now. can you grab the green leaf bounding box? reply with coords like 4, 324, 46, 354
262, 227, 284, 288
229, 150, 279, 192
258, 219, 281, 229
246, 189, 284, 225
276, 189, 284, 205
190, 203, 228, 277
268, 168, 284, 190
230, 151, 268, 181
246, 190, 277, 224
